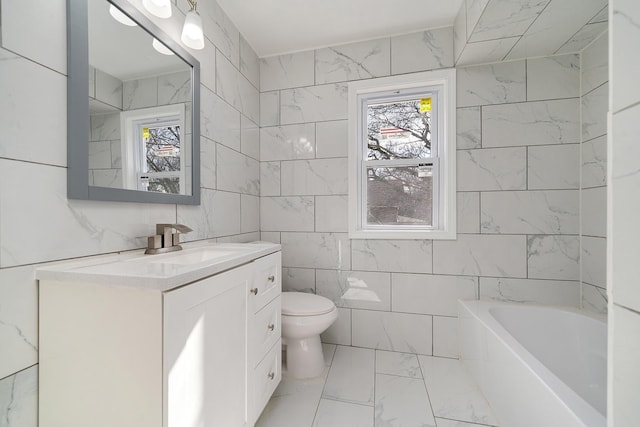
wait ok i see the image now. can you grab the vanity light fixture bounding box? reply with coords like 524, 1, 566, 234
142, 0, 172, 19
109, 5, 137, 26
152, 38, 175, 55
181, 0, 205, 50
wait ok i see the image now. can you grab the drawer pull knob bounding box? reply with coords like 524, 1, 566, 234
267, 275, 275, 283
250, 288, 259, 295
268, 323, 275, 331
267, 372, 275, 380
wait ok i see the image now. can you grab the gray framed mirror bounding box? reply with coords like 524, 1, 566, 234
67, 0, 201, 204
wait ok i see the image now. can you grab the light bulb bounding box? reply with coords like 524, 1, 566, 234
181, 10, 204, 50
142, 0, 172, 18
109, 5, 137, 26
152, 38, 174, 56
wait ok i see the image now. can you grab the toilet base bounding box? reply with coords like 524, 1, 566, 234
283, 334, 325, 379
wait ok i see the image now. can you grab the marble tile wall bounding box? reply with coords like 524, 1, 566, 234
0, 0, 260, 422
453, 0, 608, 66
610, 0, 640, 424
88, 67, 122, 189
580, 31, 608, 315
259, 28, 582, 359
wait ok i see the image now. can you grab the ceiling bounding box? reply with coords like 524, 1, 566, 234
216, 0, 465, 58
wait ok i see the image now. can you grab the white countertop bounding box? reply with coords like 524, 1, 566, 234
36, 241, 281, 292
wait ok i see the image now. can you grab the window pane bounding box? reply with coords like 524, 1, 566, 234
367, 97, 432, 160
144, 125, 181, 173
366, 165, 433, 226
142, 177, 181, 194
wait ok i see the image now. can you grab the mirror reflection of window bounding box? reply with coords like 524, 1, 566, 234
121, 104, 187, 195
86, 0, 193, 196
140, 121, 182, 194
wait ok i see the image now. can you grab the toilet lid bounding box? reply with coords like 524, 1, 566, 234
281, 292, 336, 316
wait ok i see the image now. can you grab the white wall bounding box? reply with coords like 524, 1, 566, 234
0, 0, 260, 424
608, 0, 640, 424
259, 27, 583, 358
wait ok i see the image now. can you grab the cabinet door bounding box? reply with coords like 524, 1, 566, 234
164, 265, 251, 427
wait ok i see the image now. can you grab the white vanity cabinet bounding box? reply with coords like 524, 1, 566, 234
247, 253, 282, 423
38, 244, 281, 427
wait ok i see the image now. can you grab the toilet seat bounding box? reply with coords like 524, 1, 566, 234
282, 292, 335, 316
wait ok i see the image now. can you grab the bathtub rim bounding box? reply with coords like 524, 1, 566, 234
458, 299, 607, 427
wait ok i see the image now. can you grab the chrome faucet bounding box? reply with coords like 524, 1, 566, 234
145, 223, 193, 254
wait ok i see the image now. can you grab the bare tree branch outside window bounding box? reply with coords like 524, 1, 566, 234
144, 125, 181, 194
366, 99, 433, 225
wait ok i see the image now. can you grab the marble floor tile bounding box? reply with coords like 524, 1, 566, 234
375, 350, 423, 379
259, 345, 500, 427
322, 343, 337, 366
312, 399, 374, 427
375, 373, 436, 427
322, 346, 376, 406
256, 372, 328, 427
419, 356, 498, 426
436, 418, 493, 427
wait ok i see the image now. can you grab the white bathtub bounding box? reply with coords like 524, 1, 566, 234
459, 300, 607, 427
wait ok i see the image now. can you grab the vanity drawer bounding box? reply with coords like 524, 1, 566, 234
249, 252, 281, 313
250, 296, 281, 367
253, 340, 281, 420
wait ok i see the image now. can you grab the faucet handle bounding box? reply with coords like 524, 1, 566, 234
147, 235, 163, 250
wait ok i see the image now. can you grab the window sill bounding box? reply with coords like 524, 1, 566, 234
348, 228, 457, 240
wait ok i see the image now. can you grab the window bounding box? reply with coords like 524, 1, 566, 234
348, 69, 456, 239
120, 104, 187, 195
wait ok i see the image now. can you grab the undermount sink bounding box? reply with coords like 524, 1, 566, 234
146, 246, 244, 266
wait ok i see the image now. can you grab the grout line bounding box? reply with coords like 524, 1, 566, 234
581, 234, 607, 239
435, 416, 498, 427
459, 95, 581, 109
0, 157, 66, 169
525, 58, 528, 101
554, 25, 587, 56
0, 363, 38, 383
502, 34, 523, 61
416, 353, 438, 423
311, 350, 334, 426
579, 46, 585, 309
372, 348, 377, 426
349, 305, 354, 346
278, 265, 581, 282
614, 303, 640, 317
613, 98, 640, 116
582, 80, 608, 98
525, 146, 529, 190
318, 395, 374, 408
525, 233, 529, 279
582, 280, 607, 290
1, 46, 66, 77
479, 103, 483, 149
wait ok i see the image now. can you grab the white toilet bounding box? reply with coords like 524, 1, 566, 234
281, 292, 338, 379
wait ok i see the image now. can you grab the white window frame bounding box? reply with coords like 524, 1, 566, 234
348, 69, 456, 240
120, 104, 186, 194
